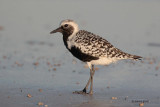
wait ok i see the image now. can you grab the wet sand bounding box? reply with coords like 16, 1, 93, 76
0, 54, 160, 107
0, 0, 160, 107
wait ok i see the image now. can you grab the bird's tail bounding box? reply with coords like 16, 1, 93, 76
128, 54, 142, 60
115, 49, 142, 60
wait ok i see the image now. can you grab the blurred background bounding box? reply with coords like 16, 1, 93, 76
0, 0, 160, 107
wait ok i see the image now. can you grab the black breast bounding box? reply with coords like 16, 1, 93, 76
62, 27, 99, 62
69, 46, 99, 62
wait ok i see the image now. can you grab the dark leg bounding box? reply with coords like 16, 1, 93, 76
83, 65, 95, 93
73, 65, 95, 94
88, 65, 94, 94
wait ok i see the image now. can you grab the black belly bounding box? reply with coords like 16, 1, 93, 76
68, 46, 99, 62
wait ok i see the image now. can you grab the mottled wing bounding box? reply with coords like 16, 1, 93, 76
74, 30, 115, 58
72, 30, 142, 61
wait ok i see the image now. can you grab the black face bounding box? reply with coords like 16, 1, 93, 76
61, 24, 74, 36
50, 24, 74, 37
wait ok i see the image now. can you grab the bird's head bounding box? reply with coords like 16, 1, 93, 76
50, 19, 79, 36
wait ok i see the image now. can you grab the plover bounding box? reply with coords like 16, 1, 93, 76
50, 19, 142, 95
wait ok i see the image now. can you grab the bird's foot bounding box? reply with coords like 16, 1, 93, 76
73, 88, 87, 94
88, 90, 93, 95
73, 91, 86, 94
73, 91, 93, 95
73, 88, 93, 95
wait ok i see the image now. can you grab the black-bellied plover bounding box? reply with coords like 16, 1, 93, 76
50, 19, 142, 95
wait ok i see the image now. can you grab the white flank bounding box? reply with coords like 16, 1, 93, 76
90, 57, 118, 66
87, 57, 119, 69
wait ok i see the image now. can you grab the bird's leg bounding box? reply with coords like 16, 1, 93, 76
82, 65, 95, 93
73, 65, 95, 94
82, 77, 91, 93
88, 65, 95, 95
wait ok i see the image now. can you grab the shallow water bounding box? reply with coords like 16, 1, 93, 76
0, 0, 160, 107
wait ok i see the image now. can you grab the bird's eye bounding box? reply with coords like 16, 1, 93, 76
64, 24, 68, 27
